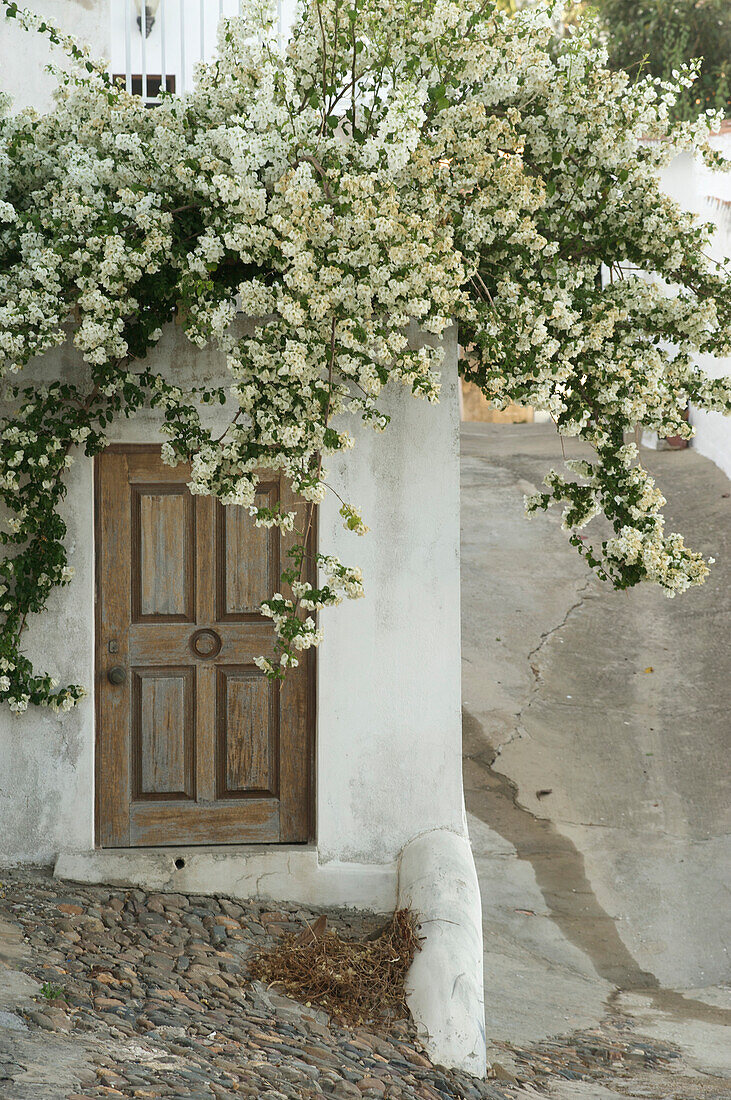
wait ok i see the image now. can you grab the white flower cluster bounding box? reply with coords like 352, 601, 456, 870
0, 0, 728, 705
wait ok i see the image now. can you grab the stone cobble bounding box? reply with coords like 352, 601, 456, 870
0, 871, 691, 1100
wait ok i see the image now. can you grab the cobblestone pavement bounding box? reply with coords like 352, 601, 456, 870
0, 871, 725, 1100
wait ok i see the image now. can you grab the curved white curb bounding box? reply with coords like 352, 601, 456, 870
398, 828, 487, 1077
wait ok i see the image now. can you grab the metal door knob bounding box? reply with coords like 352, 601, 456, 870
107, 666, 127, 685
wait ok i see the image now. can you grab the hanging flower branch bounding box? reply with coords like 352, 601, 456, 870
0, 0, 729, 713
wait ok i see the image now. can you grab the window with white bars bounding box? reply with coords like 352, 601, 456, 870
110, 0, 290, 104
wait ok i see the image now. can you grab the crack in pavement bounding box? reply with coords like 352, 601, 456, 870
493, 579, 595, 760
524, 580, 595, 687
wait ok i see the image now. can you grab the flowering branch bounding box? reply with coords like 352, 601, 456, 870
0, 0, 728, 713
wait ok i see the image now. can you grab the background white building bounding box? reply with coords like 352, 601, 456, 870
661, 128, 731, 479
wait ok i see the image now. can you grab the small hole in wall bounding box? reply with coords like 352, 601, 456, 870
174, 857, 186, 870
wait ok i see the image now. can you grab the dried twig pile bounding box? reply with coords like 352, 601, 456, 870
249, 908, 421, 1025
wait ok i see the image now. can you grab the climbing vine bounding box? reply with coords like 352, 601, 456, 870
0, 0, 729, 713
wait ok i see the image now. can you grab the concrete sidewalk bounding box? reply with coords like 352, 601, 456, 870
460, 423, 731, 1095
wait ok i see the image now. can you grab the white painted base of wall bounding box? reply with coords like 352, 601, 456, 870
398, 829, 487, 1077
54, 846, 397, 913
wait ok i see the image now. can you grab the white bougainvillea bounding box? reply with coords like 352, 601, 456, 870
0, 0, 729, 713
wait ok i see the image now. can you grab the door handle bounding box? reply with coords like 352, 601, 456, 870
107, 666, 127, 685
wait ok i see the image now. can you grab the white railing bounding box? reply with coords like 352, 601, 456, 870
111, 0, 289, 104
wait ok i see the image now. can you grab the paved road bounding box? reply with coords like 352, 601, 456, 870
461, 422, 731, 1096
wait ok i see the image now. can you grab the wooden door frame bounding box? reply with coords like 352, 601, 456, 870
94, 443, 317, 848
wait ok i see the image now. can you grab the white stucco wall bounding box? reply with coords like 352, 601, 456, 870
317, 324, 465, 864
0, 0, 110, 113
0, 411, 96, 864
0, 323, 465, 887
660, 133, 731, 479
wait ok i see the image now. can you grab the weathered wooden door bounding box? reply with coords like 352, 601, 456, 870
95, 446, 312, 847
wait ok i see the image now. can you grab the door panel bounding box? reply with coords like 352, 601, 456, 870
95, 445, 313, 847
132, 667, 195, 800
128, 799, 280, 846
216, 484, 279, 619
217, 666, 277, 797
133, 486, 195, 621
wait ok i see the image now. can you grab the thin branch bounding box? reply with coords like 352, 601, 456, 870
214, 406, 243, 443
314, 0, 329, 136
294, 315, 337, 610
351, 0, 357, 133
293, 153, 335, 203
322, 480, 347, 506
